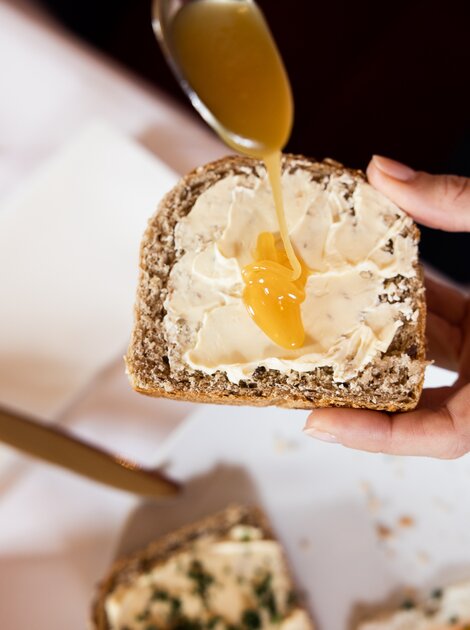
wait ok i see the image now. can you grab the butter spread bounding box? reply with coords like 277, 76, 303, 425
164, 169, 417, 383
105, 525, 313, 630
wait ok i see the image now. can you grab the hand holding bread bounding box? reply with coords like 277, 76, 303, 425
305, 156, 470, 458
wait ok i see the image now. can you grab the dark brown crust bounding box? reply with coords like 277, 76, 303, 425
90, 505, 310, 630
126, 155, 427, 411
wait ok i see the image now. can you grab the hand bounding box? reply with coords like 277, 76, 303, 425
304, 156, 470, 458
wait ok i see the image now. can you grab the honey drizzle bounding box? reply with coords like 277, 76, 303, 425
242, 232, 308, 349
263, 151, 302, 281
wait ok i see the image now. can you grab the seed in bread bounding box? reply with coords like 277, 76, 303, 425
91, 505, 314, 630
126, 155, 426, 411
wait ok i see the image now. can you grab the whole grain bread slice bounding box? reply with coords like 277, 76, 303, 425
356, 581, 470, 629
126, 154, 426, 411
91, 504, 313, 630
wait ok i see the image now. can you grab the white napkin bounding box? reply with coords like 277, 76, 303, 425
0, 121, 178, 420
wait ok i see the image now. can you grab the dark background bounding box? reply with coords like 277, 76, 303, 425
37, 0, 470, 283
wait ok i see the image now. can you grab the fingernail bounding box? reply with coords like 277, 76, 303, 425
303, 426, 338, 443
372, 155, 416, 182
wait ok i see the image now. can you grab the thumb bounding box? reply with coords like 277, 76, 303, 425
366, 156, 470, 232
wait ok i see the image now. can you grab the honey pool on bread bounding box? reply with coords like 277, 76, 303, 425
243, 231, 309, 350
163, 160, 419, 385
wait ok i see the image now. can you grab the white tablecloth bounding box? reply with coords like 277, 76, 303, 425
0, 2, 224, 628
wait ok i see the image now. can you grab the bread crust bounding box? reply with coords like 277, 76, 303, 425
126, 155, 427, 411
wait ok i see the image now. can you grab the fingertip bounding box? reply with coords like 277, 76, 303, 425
365, 157, 378, 182
368, 154, 385, 172
305, 407, 367, 440
305, 406, 394, 453
370, 156, 417, 182
366, 156, 393, 190
304, 407, 349, 432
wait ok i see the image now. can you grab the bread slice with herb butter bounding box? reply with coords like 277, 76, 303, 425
357, 582, 470, 629
91, 505, 314, 630
126, 155, 426, 411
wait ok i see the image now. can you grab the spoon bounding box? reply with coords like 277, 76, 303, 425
151, 0, 293, 157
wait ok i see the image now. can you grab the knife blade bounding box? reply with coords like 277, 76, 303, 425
0, 406, 180, 498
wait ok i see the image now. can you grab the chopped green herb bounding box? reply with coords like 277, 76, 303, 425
150, 589, 182, 621
152, 589, 170, 602
188, 560, 214, 602
172, 617, 204, 630
254, 573, 270, 598
431, 588, 443, 599
136, 609, 151, 622
400, 600, 415, 610
207, 616, 222, 629
286, 590, 298, 608
448, 616, 460, 625
242, 609, 261, 629
254, 573, 278, 621
170, 597, 182, 619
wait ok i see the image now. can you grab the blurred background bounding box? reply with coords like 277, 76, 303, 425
33, 0, 470, 283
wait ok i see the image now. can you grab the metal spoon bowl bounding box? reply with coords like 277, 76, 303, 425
151, 0, 267, 155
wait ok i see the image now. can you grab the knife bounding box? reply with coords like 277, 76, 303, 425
0, 406, 180, 497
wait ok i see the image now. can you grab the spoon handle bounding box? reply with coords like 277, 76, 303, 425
0, 406, 180, 498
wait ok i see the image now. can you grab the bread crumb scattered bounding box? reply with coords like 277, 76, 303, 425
376, 523, 394, 541
359, 480, 381, 514
273, 435, 299, 453
416, 550, 430, 565
298, 537, 311, 550
398, 515, 415, 528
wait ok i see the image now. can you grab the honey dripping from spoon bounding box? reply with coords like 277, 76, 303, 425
168, 0, 305, 347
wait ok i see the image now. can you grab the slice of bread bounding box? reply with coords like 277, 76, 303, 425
357, 582, 470, 629
91, 504, 314, 630
126, 155, 426, 411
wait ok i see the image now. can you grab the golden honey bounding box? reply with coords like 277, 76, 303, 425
171, 0, 305, 347
242, 232, 308, 349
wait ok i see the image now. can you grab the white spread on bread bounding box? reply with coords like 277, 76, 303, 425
357, 582, 470, 629
163, 168, 418, 383
105, 525, 313, 630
